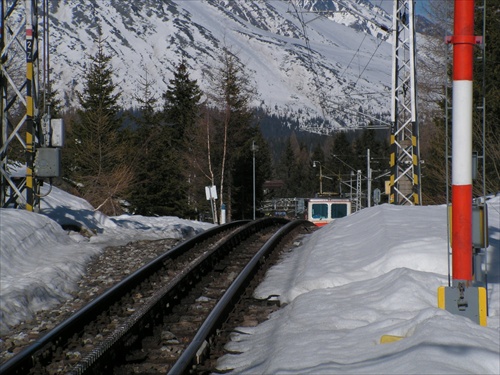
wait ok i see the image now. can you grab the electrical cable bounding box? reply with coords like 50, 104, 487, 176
289, 0, 392, 128
289, 0, 328, 119
340, 0, 390, 80
347, 36, 387, 93
36, 179, 53, 198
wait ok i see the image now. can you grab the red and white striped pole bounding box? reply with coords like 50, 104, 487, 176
451, 0, 475, 285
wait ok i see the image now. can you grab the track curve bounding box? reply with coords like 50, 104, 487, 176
1, 218, 316, 375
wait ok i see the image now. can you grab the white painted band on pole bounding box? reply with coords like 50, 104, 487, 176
452, 80, 473, 186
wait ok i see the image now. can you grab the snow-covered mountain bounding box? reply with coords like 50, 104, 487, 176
47, 0, 395, 133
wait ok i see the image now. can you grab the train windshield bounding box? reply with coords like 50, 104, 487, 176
311, 203, 328, 219
331, 203, 348, 218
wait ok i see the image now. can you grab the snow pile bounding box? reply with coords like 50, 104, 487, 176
218, 198, 500, 374
0, 186, 498, 373
0, 186, 214, 333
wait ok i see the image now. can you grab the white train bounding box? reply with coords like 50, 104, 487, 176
307, 198, 352, 226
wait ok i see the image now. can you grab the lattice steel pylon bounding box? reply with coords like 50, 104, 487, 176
1, 0, 41, 210
389, 0, 422, 205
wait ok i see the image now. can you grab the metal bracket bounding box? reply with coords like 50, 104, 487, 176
438, 285, 487, 326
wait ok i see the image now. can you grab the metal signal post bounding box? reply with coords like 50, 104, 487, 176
1, 0, 41, 210
389, 0, 421, 205
438, 0, 487, 326
1, 0, 58, 211
25, 0, 38, 211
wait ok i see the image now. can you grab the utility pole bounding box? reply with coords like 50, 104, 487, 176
313, 161, 323, 195
252, 140, 258, 220
389, 0, 421, 205
367, 149, 371, 208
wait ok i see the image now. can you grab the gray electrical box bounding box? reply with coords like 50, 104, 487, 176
35, 148, 61, 178
51, 118, 65, 147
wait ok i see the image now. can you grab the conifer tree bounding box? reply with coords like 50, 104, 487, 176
125, 72, 166, 215
162, 61, 204, 217
231, 130, 272, 219
276, 134, 316, 198
64, 31, 131, 215
124, 67, 195, 217
163, 59, 203, 148
291, 135, 317, 197
327, 131, 355, 193
277, 138, 298, 197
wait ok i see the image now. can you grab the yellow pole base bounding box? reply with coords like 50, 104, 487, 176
438, 285, 487, 326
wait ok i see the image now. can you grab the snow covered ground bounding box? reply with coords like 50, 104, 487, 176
0, 186, 215, 333
1, 187, 499, 373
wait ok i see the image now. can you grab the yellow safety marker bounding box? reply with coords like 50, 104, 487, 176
380, 335, 404, 344
437, 286, 446, 310
478, 287, 487, 326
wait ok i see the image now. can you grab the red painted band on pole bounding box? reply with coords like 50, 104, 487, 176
453, 45, 474, 81
452, 0, 475, 81
454, 0, 475, 36
451, 184, 473, 281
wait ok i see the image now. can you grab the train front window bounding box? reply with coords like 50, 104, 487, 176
311, 203, 328, 219
331, 204, 348, 218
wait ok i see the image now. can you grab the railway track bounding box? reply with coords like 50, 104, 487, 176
1, 218, 315, 374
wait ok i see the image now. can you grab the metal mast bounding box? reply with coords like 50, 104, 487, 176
1, 0, 41, 210
389, 0, 421, 205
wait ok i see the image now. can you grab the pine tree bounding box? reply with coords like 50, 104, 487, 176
277, 138, 298, 197
327, 131, 356, 193
163, 59, 203, 148
128, 127, 187, 217
231, 130, 272, 219
125, 72, 165, 215
162, 61, 204, 217
276, 134, 316, 198
64, 31, 131, 215
293, 137, 317, 197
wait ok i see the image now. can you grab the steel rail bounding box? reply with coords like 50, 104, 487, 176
168, 219, 313, 375
0, 221, 248, 375
77, 217, 290, 374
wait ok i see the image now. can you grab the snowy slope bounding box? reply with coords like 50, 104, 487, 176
46, 0, 394, 132
0, 186, 215, 332
218, 199, 500, 374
